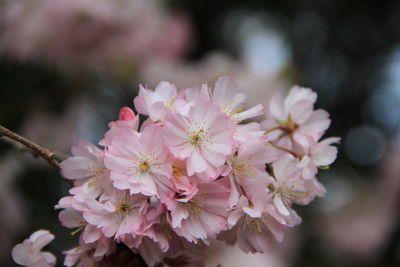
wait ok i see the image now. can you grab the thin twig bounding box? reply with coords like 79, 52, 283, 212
0, 124, 61, 171
264, 125, 283, 135
267, 142, 303, 159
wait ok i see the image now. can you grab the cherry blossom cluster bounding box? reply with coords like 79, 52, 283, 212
12, 77, 339, 267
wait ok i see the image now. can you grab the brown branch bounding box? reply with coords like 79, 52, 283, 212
0, 124, 61, 171
267, 142, 304, 159
264, 125, 283, 135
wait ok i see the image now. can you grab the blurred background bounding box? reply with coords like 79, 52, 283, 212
0, 0, 399, 266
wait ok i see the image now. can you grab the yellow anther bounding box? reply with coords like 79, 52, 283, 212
116, 202, 132, 216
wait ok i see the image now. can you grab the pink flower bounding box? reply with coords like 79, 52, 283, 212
262, 86, 330, 150
82, 191, 149, 240
56, 196, 84, 229
51, 76, 339, 264
0, 0, 192, 71
298, 137, 340, 179
228, 135, 277, 180
165, 178, 231, 244
64, 234, 115, 267
164, 99, 234, 179
12, 230, 56, 267
104, 124, 173, 197
99, 106, 139, 147
56, 195, 108, 246
60, 140, 105, 182
210, 76, 264, 123
134, 82, 185, 122
219, 197, 286, 254
269, 154, 306, 225
59, 140, 116, 199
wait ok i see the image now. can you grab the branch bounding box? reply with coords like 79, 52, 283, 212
266, 142, 304, 159
0, 124, 62, 171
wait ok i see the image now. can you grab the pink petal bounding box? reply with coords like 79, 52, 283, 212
289, 99, 313, 124
187, 151, 207, 175
269, 93, 286, 121
30, 230, 55, 251
273, 194, 290, 216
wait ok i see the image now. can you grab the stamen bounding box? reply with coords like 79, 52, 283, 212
116, 202, 132, 216
173, 160, 186, 181
131, 151, 159, 174
231, 155, 254, 178
138, 160, 151, 174
255, 219, 263, 235
85, 164, 104, 180
185, 196, 207, 218
184, 122, 211, 149
287, 191, 307, 198
70, 225, 85, 236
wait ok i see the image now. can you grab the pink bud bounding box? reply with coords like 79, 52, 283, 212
118, 107, 135, 121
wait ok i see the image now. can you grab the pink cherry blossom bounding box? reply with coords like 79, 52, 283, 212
104, 124, 173, 197
134, 82, 185, 122
99, 106, 139, 147
219, 196, 286, 254
82, 191, 148, 240
166, 178, 231, 244
269, 154, 306, 225
50, 76, 340, 263
60, 140, 105, 182
12, 230, 56, 267
164, 99, 235, 179
262, 86, 330, 150
64, 234, 115, 267
228, 135, 277, 180
0, 0, 192, 72
210, 76, 264, 123
298, 137, 340, 179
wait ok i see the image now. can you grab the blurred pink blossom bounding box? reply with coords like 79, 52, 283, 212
0, 0, 192, 72
319, 141, 400, 261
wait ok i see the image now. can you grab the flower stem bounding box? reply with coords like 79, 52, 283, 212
264, 126, 283, 135
268, 142, 303, 158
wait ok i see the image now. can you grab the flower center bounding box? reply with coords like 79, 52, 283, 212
116, 202, 132, 216
279, 114, 299, 134
276, 180, 307, 202
185, 196, 207, 218
164, 98, 175, 110
245, 215, 263, 235
184, 122, 211, 149
138, 160, 151, 174
189, 131, 203, 146
131, 151, 159, 175
231, 154, 254, 178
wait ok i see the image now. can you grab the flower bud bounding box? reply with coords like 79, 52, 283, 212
118, 107, 135, 121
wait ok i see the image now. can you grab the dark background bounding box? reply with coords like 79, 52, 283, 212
1, 0, 399, 266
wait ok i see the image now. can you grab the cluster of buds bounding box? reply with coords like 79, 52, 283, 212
12, 77, 339, 267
